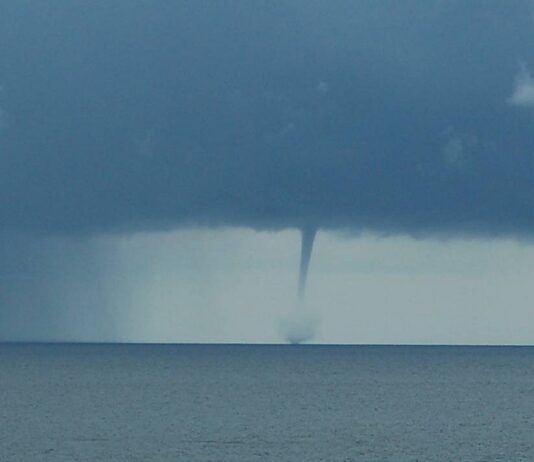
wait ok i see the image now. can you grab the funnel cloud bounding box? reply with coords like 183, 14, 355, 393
298, 227, 317, 300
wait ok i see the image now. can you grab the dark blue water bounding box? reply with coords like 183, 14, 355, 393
1, 344, 534, 461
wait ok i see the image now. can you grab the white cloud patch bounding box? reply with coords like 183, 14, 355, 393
441, 128, 477, 172
508, 65, 534, 107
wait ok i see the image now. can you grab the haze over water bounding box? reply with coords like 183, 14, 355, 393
2, 343, 534, 462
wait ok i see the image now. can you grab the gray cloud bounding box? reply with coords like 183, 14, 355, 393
0, 1, 533, 238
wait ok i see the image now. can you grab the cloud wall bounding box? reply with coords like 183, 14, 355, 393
0, 1, 533, 238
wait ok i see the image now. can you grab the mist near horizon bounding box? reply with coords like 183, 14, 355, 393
2, 229, 534, 344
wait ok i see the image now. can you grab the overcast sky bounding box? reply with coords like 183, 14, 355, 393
2, 1, 534, 343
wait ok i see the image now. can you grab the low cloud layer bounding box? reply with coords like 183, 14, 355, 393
1, 1, 534, 238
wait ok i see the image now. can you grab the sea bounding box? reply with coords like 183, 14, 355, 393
1, 344, 533, 461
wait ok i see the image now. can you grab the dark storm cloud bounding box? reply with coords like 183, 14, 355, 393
1, 0, 534, 237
